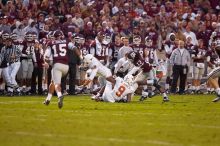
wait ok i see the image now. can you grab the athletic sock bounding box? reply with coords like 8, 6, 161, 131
46, 93, 52, 101
216, 88, 220, 96
57, 92, 62, 98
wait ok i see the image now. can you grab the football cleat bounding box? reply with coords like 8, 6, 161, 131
43, 100, 50, 106
139, 95, 147, 101
58, 96, 64, 109
163, 96, 169, 102
212, 96, 220, 102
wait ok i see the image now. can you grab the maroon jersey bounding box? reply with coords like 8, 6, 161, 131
164, 40, 177, 58
206, 49, 218, 65
21, 40, 35, 58
131, 44, 146, 58
192, 46, 207, 63
146, 45, 157, 64
79, 44, 89, 56
48, 40, 69, 64
109, 43, 123, 62
128, 51, 152, 73
35, 48, 44, 68
90, 41, 109, 61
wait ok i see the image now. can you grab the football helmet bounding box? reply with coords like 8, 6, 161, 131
74, 34, 85, 45
10, 33, 18, 41
102, 33, 112, 45
25, 31, 33, 42
1, 31, 11, 40
82, 54, 93, 67
145, 36, 153, 47
133, 35, 141, 45
47, 31, 54, 39
124, 74, 134, 86
32, 32, 37, 40
53, 30, 63, 38
127, 51, 138, 63
169, 33, 175, 42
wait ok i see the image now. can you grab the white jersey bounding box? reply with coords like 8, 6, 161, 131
87, 57, 112, 80
101, 77, 138, 102
112, 77, 137, 100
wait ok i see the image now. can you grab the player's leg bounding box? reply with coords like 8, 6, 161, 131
26, 61, 34, 94
101, 81, 115, 103
43, 81, 55, 105
192, 65, 199, 94
10, 62, 21, 94
165, 60, 172, 92
2, 67, 13, 96
37, 67, 43, 95
21, 60, 28, 93
53, 63, 69, 108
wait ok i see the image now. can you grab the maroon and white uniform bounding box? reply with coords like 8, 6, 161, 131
109, 43, 123, 62
191, 46, 207, 79
21, 40, 37, 79
90, 39, 109, 64
145, 45, 158, 64
108, 43, 123, 69
131, 44, 146, 59
79, 44, 90, 57
206, 49, 219, 71
127, 51, 155, 81
45, 39, 73, 84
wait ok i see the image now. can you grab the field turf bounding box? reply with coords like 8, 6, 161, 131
0, 94, 220, 146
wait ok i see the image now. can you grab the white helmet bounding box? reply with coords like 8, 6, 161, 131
145, 36, 153, 47
83, 54, 93, 67
102, 33, 112, 45
124, 74, 134, 86
133, 35, 141, 45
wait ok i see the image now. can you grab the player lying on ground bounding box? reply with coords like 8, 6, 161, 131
93, 74, 138, 103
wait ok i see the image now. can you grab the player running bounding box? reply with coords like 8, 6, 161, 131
43, 30, 75, 108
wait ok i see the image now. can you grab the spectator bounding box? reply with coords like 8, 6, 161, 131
13, 21, 25, 41
183, 24, 198, 45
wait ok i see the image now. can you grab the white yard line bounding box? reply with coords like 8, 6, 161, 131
9, 131, 183, 146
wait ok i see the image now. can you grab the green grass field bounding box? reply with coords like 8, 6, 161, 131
0, 95, 220, 146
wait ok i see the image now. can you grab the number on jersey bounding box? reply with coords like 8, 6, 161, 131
116, 85, 126, 97
52, 43, 67, 57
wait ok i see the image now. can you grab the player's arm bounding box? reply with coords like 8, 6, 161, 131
43, 46, 52, 68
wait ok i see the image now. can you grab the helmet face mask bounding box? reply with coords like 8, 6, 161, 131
102, 34, 111, 45
25, 32, 33, 42
2, 32, 10, 40
11, 33, 18, 41
133, 35, 141, 45
82, 54, 93, 67
145, 36, 153, 47
75, 35, 85, 45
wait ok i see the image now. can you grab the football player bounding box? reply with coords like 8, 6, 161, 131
126, 51, 169, 102
98, 74, 138, 103
43, 30, 75, 108
20, 31, 37, 94
205, 23, 220, 102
